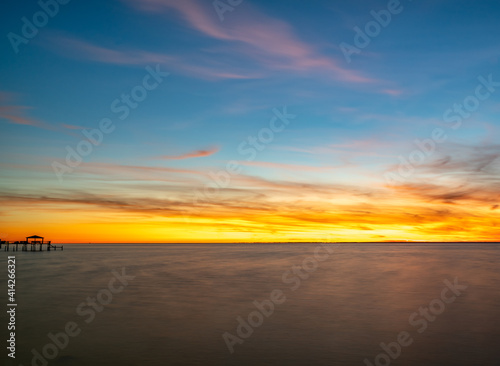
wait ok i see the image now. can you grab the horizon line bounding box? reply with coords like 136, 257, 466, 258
26, 241, 500, 244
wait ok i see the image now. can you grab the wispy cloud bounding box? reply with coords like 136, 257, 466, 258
61, 123, 86, 130
155, 146, 220, 160
390, 182, 498, 205
384, 143, 500, 182
2, 146, 500, 241
76, 161, 203, 178
121, 0, 375, 84
239, 160, 334, 172
385, 143, 500, 206
0, 92, 55, 131
380, 89, 404, 96
45, 33, 175, 65
44, 33, 260, 80
2, 176, 498, 241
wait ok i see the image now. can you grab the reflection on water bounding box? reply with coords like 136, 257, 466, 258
4, 243, 500, 365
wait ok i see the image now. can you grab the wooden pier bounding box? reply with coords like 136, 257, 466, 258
1, 235, 63, 252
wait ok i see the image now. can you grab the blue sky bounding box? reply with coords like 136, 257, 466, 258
1, 0, 500, 242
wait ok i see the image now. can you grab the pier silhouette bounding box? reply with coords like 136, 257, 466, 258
1, 235, 63, 251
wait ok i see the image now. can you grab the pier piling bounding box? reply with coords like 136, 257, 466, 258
1, 236, 62, 252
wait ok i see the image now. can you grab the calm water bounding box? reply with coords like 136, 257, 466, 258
2, 243, 500, 366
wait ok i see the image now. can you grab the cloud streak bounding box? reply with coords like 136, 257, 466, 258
0, 94, 52, 130
44, 33, 260, 80
2, 178, 499, 242
122, 0, 375, 84
0, 92, 76, 134
45, 33, 175, 65
157, 146, 220, 160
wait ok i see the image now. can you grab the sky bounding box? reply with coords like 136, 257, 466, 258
1, 0, 500, 243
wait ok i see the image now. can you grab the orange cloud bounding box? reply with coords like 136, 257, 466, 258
2, 181, 499, 243
0, 92, 71, 133
0, 97, 50, 130
157, 147, 220, 160
2, 142, 500, 243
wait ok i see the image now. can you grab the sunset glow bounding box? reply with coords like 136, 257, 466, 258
1, 0, 500, 243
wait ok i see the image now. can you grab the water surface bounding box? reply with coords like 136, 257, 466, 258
3, 243, 500, 365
